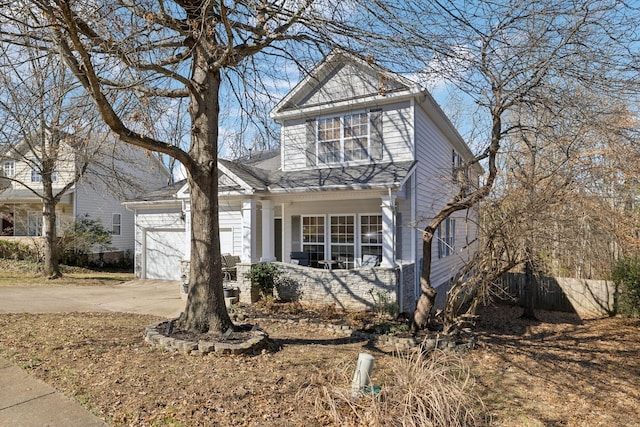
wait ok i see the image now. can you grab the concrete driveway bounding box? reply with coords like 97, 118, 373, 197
0, 279, 186, 318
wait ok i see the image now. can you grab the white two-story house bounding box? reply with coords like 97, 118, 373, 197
127, 50, 481, 312
0, 133, 170, 261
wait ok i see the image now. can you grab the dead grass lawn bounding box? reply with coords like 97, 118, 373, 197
0, 305, 638, 426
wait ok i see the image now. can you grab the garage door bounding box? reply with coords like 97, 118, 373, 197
145, 229, 186, 280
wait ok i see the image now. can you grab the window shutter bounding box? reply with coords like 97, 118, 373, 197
369, 109, 383, 161
305, 119, 317, 167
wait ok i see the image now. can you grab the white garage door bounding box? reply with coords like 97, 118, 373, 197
145, 229, 185, 280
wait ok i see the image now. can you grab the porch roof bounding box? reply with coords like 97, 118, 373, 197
0, 187, 74, 203
267, 161, 417, 193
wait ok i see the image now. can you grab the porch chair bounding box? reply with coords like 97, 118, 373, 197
221, 253, 240, 281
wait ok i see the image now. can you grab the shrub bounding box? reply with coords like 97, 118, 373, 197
0, 239, 39, 261
58, 215, 113, 267
246, 262, 282, 299
369, 288, 399, 319
612, 257, 640, 318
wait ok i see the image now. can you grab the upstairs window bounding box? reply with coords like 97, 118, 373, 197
2, 161, 15, 178
30, 158, 56, 183
317, 112, 369, 164
30, 158, 41, 183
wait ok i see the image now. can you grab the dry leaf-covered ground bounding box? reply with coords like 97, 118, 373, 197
0, 304, 638, 426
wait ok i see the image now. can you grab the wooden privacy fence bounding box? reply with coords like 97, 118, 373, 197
499, 273, 617, 318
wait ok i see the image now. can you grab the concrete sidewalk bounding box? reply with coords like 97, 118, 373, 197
0, 279, 187, 426
0, 358, 107, 427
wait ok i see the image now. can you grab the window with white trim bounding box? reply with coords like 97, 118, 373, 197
437, 218, 455, 258
330, 215, 355, 269
29, 158, 57, 183
30, 158, 41, 183
360, 214, 382, 265
112, 213, 122, 236
2, 161, 15, 178
317, 112, 369, 164
302, 215, 325, 268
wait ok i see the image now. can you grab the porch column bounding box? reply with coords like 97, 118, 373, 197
260, 199, 275, 262
241, 199, 257, 263
380, 194, 396, 268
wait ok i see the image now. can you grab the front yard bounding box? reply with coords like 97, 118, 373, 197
0, 292, 638, 425
0, 259, 134, 287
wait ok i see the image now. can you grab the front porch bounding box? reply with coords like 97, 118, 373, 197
180, 260, 416, 313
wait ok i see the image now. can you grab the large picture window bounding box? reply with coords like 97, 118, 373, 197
317, 112, 369, 164
302, 215, 325, 268
330, 215, 355, 269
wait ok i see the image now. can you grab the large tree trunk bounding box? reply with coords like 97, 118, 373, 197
177, 43, 233, 334
42, 197, 61, 278
412, 228, 437, 332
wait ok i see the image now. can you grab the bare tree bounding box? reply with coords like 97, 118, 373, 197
358, 0, 640, 331
443, 88, 640, 329
0, 36, 99, 278
0, 0, 393, 333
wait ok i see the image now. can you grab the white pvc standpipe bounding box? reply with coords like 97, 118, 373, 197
351, 352, 375, 398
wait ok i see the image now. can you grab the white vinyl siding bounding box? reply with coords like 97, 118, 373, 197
75, 180, 136, 253
413, 105, 478, 289
281, 102, 414, 172
219, 203, 243, 256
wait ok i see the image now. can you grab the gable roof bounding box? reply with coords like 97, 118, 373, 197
271, 50, 422, 120
271, 50, 482, 174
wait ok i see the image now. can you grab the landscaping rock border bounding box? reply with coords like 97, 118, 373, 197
144, 314, 476, 356
246, 315, 476, 353
144, 321, 269, 356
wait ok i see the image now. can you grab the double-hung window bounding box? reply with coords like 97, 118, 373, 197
29, 158, 56, 183
360, 214, 383, 265
330, 215, 355, 269
30, 158, 42, 183
318, 112, 369, 164
302, 215, 325, 268
2, 161, 15, 178
437, 218, 456, 258
112, 213, 122, 236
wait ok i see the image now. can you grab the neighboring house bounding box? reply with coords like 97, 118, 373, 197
0, 133, 170, 261
126, 50, 482, 311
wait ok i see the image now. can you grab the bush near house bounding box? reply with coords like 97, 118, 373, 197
612, 257, 640, 318
58, 214, 114, 267
0, 239, 39, 261
246, 263, 282, 300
